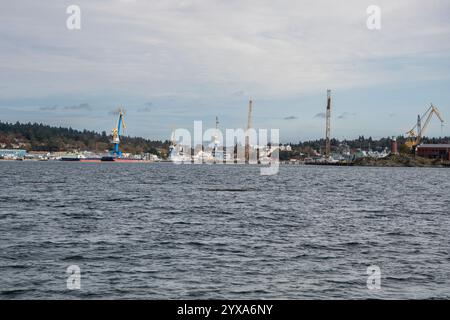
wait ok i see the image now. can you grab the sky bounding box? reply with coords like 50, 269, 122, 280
1, 0, 450, 143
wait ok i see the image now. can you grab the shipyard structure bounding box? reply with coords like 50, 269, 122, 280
1, 92, 449, 165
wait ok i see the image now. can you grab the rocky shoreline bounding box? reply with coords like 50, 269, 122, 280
353, 154, 450, 168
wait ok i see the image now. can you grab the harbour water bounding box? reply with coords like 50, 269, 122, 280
0, 162, 449, 299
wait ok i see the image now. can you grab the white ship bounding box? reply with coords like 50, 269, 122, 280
169, 144, 191, 163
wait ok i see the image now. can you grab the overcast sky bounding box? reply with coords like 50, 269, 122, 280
1, 0, 449, 142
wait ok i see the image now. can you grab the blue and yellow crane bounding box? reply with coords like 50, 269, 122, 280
111, 108, 126, 157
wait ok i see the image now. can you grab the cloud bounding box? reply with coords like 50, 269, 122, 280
283, 115, 297, 120
1, 1, 450, 141
337, 112, 357, 119
314, 112, 326, 119
63, 103, 92, 111
138, 106, 152, 113
136, 102, 153, 113
232, 90, 245, 97
108, 108, 123, 116
39, 105, 58, 111
3, 0, 448, 102
38, 103, 91, 111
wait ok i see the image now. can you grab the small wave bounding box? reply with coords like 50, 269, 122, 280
0, 288, 30, 297
342, 241, 362, 246
61, 255, 84, 261
385, 231, 415, 237
204, 188, 259, 192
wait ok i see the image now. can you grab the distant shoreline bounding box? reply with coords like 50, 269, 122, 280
352, 154, 450, 168
2, 157, 450, 168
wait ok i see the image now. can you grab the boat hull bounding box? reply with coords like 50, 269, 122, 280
101, 156, 150, 163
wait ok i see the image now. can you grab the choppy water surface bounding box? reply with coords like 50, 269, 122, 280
0, 162, 449, 299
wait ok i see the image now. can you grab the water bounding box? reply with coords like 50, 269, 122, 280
0, 162, 449, 299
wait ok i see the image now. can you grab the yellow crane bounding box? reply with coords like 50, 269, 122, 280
405, 103, 444, 148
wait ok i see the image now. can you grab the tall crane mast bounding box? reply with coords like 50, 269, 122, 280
213, 116, 219, 158
169, 124, 177, 148
111, 108, 126, 157
214, 116, 219, 145
168, 124, 181, 160
416, 115, 422, 139
325, 90, 331, 158
405, 103, 445, 148
245, 99, 253, 163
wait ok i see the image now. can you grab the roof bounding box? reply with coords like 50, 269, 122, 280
417, 144, 450, 149
0, 149, 27, 152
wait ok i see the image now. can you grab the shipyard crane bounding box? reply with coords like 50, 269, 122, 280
405, 103, 445, 148
325, 90, 331, 158
169, 124, 177, 147
212, 116, 219, 161
111, 108, 126, 157
213, 116, 219, 149
245, 99, 253, 163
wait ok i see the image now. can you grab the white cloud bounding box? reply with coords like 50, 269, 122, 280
0, 0, 449, 140
1, 0, 449, 100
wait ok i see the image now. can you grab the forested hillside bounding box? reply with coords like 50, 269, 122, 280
0, 121, 169, 156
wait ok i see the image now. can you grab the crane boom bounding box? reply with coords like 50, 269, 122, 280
405, 103, 445, 148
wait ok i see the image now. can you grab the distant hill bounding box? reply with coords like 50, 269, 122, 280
0, 121, 169, 157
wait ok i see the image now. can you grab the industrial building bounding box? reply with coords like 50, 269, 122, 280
416, 144, 450, 161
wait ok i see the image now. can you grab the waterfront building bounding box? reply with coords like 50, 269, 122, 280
416, 144, 450, 161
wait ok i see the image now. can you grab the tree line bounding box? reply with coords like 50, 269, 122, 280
0, 121, 169, 156
1, 121, 448, 158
